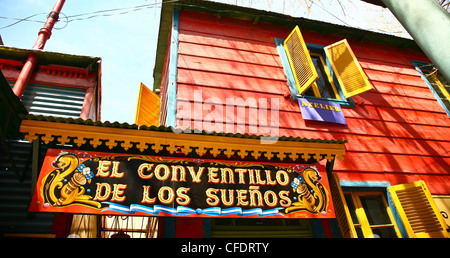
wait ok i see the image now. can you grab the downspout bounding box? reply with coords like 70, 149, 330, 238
12, 0, 66, 98
381, 0, 450, 82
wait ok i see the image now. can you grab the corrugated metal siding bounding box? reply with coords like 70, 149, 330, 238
9, 82, 86, 119
0, 140, 55, 235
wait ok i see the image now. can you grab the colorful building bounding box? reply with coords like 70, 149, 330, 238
150, 0, 450, 238
0, 45, 101, 237
1, 0, 449, 238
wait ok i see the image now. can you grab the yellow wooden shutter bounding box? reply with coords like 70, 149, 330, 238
330, 173, 358, 238
388, 180, 450, 238
134, 82, 161, 126
324, 39, 373, 98
284, 26, 319, 95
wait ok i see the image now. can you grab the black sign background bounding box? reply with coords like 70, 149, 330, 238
31, 149, 335, 219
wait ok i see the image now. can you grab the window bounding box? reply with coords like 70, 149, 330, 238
306, 52, 340, 100
344, 192, 401, 238
388, 181, 449, 238
99, 215, 159, 238
276, 26, 373, 107
413, 61, 450, 116
69, 215, 159, 238
330, 173, 450, 238
9, 82, 87, 119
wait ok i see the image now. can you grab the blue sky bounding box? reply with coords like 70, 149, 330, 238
0, 0, 406, 124
1, 0, 161, 124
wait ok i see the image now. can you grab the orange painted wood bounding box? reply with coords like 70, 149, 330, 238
176, 111, 450, 157
180, 16, 283, 44
175, 103, 450, 144
177, 68, 290, 95
176, 84, 292, 110
173, 10, 450, 194
364, 69, 430, 88
180, 10, 289, 42
354, 91, 447, 113
178, 42, 282, 68
334, 172, 450, 195
179, 30, 279, 55
346, 104, 450, 127
176, 82, 449, 119
349, 40, 430, 66
358, 58, 422, 76
178, 54, 286, 80
334, 152, 450, 174
370, 81, 436, 100
339, 136, 450, 157
391, 174, 450, 195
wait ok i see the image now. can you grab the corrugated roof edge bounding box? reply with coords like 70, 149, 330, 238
19, 114, 348, 145
0, 45, 101, 71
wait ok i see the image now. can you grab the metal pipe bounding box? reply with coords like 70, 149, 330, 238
381, 0, 450, 82
12, 53, 39, 98
12, 0, 66, 98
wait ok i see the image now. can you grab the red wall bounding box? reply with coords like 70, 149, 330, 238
173, 10, 450, 195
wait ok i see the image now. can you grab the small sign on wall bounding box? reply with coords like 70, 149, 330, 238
298, 98, 347, 125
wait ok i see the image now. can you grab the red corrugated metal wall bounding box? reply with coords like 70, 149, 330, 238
174, 10, 450, 195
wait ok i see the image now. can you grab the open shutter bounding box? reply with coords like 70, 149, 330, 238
283, 26, 319, 95
324, 39, 373, 98
330, 173, 357, 238
134, 83, 160, 126
388, 180, 449, 238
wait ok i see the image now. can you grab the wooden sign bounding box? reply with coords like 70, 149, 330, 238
30, 149, 335, 219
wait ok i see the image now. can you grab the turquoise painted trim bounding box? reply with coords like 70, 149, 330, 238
310, 219, 342, 238
329, 219, 342, 238
203, 218, 211, 238
309, 219, 326, 238
165, 9, 180, 127
162, 217, 176, 238
274, 38, 355, 107
412, 60, 450, 117
386, 189, 408, 238
340, 180, 391, 188
275, 37, 299, 101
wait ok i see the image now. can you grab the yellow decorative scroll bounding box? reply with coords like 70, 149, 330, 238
41, 152, 101, 209
283, 167, 329, 215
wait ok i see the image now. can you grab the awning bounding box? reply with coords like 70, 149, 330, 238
19, 114, 347, 163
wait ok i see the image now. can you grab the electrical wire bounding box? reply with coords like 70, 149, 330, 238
64, 0, 178, 22
0, 12, 47, 29
0, 0, 178, 30
0, 0, 408, 36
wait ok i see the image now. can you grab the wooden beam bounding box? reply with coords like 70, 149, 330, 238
30, 136, 41, 198
19, 119, 346, 163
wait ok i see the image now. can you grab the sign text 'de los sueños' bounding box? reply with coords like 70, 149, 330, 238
30, 149, 335, 218
93, 158, 293, 208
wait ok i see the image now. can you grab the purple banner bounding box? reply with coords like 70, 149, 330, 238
298, 98, 347, 125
